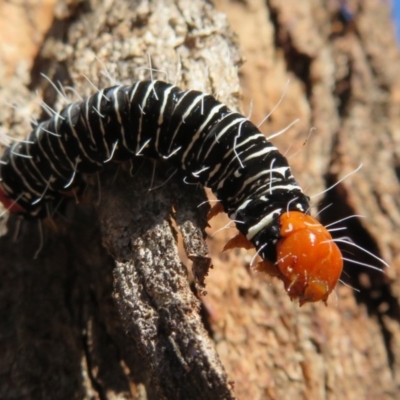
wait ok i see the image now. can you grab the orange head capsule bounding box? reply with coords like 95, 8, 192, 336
276, 211, 343, 305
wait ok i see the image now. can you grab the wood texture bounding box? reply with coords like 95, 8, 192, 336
0, 0, 400, 399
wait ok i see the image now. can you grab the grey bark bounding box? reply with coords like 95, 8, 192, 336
0, 0, 239, 398
2, 0, 400, 399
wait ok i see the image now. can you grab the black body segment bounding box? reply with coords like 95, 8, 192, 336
0, 80, 310, 262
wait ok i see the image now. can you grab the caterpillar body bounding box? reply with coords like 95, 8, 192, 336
0, 80, 343, 305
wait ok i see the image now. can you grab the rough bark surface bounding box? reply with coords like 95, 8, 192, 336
0, 0, 400, 399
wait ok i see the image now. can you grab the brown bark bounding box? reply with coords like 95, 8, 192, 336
1, 0, 400, 399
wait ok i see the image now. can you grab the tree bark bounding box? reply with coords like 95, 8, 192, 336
1, 0, 400, 399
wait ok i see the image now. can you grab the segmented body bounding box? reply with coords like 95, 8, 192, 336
0, 80, 343, 304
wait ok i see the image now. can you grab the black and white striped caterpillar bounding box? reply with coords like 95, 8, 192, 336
0, 80, 343, 305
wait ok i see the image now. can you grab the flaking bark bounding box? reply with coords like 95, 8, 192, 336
1, 0, 400, 399
0, 0, 239, 398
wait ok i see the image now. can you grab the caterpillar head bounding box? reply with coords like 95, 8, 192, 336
275, 211, 343, 305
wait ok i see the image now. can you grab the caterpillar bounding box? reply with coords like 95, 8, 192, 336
0, 80, 343, 305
